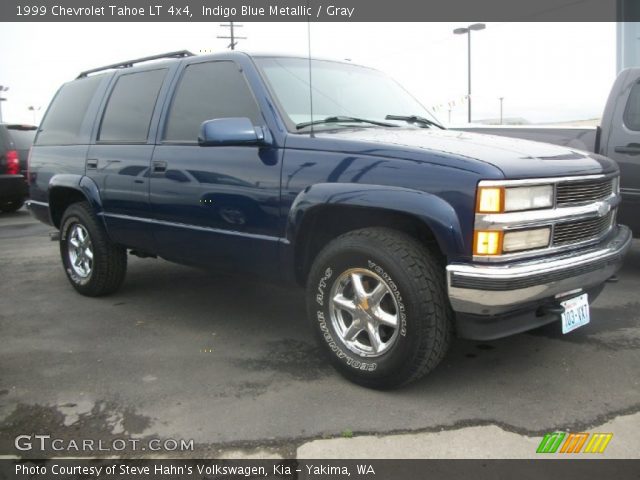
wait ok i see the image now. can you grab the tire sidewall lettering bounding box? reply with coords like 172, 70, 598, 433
367, 260, 407, 337
314, 257, 408, 373
315, 267, 333, 307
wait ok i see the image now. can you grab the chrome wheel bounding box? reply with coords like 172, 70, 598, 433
329, 268, 400, 357
67, 224, 93, 278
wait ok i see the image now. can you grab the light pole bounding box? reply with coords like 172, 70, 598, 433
498, 97, 504, 125
0, 86, 9, 124
453, 23, 486, 123
28, 106, 41, 125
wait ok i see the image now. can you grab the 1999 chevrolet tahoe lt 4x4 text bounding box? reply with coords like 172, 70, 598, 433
27, 51, 632, 388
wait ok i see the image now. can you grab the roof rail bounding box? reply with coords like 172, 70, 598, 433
76, 50, 194, 78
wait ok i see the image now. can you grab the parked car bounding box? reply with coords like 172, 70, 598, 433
0, 123, 36, 212
454, 67, 640, 237
28, 51, 631, 388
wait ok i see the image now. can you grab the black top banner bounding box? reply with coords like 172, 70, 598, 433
1, 0, 639, 22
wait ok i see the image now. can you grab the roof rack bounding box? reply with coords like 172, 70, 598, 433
76, 50, 194, 78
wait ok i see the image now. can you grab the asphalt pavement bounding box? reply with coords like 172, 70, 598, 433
0, 208, 638, 458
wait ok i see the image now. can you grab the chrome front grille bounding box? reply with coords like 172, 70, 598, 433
553, 211, 615, 246
474, 174, 620, 262
556, 178, 614, 206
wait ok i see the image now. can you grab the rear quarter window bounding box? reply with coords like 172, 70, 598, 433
36, 75, 104, 146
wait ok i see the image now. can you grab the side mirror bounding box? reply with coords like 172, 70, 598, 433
198, 117, 266, 147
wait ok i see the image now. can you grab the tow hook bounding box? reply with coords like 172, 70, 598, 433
49, 231, 60, 241
606, 275, 619, 283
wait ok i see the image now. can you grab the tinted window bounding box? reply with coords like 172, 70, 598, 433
0, 127, 10, 151
8, 129, 36, 150
164, 61, 261, 142
36, 75, 103, 145
624, 81, 640, 131
99, 69, 166, 142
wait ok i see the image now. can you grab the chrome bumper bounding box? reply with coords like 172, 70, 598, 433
447, 225, 632, 316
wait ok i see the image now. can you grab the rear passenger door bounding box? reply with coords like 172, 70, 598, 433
87, 67, 172, 252
149, 60, 281, 275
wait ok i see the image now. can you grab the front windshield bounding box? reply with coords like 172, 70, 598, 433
255, 57, 438, 130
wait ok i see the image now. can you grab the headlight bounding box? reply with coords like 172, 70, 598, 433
505, 185, 553, 211
477, 185, 553, 213
503, 227, 551, 253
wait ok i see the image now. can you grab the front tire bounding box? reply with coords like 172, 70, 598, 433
59, 202, 127, 296
307, 228, 452, 389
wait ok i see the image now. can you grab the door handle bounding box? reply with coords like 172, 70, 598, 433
86, 158, 98, 169
152, 161, 167, 173
614, 145, 640, 155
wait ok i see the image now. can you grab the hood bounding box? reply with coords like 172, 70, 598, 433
302, 128, 618, 179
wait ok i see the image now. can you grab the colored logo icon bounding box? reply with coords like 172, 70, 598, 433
537, 432, 613, 454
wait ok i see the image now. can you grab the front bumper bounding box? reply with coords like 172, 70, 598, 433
447, 224, 632, 318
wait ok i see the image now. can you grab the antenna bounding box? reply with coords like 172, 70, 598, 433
306, 1, 315, 137
217, 22, 247, 50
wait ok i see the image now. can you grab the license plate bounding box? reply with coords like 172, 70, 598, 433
561, 293, 590, 334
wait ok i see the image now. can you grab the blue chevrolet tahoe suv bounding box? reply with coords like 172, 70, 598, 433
27, 51, 632, 388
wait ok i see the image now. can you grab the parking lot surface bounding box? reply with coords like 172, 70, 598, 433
1, 209, 639, 457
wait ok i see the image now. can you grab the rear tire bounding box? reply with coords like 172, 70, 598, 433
0, 199, 24, 212
306, 227, 453, 389
59, 202, 127, 296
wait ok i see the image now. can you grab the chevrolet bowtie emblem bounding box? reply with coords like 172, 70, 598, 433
597, 202, 611, 217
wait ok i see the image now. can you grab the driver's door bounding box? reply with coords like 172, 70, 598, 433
149, 60, 282, 274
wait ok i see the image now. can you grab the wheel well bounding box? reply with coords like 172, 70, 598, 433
49, 188, 88, 228
295, 205, 444, 285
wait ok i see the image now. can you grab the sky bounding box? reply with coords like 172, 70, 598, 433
0, 22, 617, 126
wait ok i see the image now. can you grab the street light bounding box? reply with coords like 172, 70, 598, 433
453, 23, 486, 123
498, 97, 504, 125
0, 86, 9, 124
28, 105, 41, 125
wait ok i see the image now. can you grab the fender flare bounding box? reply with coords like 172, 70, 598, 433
286, 183, 464, 258
49, 174, 103, 211
48, 174, 105, 227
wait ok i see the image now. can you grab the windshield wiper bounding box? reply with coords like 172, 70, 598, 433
296, 116, 398, 130
385, 114, 445, 129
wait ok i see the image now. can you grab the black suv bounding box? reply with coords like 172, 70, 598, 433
0, 123, 36, 212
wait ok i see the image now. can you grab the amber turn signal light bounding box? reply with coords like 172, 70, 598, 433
476, 186, 504, 213
474, 230, 503, 255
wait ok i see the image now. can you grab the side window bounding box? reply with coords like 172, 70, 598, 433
36, 75, 103, 145
99, 69, 167, 142
164, 61, 261, 142
623, 81, 640, 132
